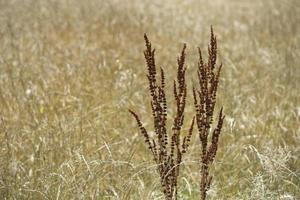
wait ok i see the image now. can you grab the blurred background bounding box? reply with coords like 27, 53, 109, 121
0, 0, 299, 199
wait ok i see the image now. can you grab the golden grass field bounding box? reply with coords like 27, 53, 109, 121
0, 0, 299, 199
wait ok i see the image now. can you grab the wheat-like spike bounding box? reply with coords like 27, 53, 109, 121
208, 26, 217, 71
182, 116, 195, 154
207, 107, 225, 163
173, 44, 187, 132
160, 67, 168, 148
128, 110, 154, 155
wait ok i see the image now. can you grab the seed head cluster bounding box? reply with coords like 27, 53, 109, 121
193, 27, 225, 200
129, 27, 224, 200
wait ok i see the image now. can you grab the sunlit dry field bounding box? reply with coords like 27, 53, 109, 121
0, 0, 299, 199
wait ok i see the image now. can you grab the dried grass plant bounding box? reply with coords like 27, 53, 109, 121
130, 27, 224, 200
193, 27, 225, 200
129, 34, 194, 200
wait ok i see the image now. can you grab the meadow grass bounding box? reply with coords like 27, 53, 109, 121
0, 0, 299, 199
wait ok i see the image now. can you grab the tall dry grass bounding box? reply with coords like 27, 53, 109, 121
0, 0, 299, 199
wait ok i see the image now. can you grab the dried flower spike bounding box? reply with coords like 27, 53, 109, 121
129, 34, 194, 200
